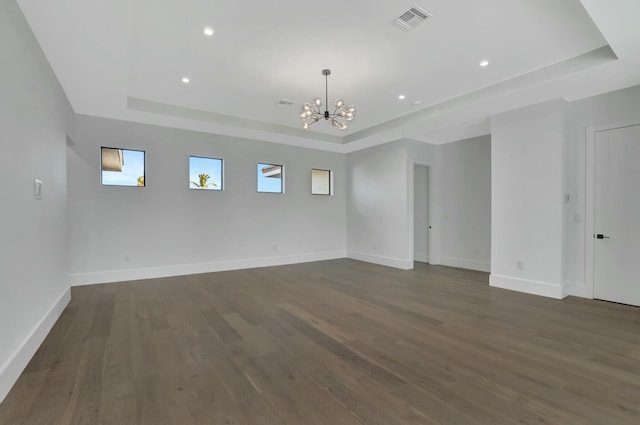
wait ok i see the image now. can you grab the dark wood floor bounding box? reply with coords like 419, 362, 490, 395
1, 259, 640, 424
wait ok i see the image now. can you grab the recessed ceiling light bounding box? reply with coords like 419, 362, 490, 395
398, 94, 406, 100
181, 77, 190, 84
203, 27, 214, 37
479, 60, 489, 67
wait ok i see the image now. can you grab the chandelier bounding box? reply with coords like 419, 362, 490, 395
300, 69, 356, 131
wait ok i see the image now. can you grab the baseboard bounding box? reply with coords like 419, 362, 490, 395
414, 251, 429, 263
439, 256, 490, 273
563, 281, 592, 299
0, 287, 71, 403
489, 274, 564, 299
347, 251, 413, 270
68, 251, 347, 286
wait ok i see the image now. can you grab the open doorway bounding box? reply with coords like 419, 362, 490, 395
414, 164, 430, 264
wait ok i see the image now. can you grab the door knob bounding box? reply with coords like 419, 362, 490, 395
595, 234, 610, 239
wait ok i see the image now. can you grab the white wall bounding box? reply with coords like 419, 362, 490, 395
491, 99, 567, 298
435, 135, 491, 272
346, 138, 458, 270
346, 140, 412, 268
0, 0, 72, 402
67, 115, 346, 285
564, 84, 640, 296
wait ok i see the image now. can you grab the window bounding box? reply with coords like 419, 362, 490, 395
257, 163, 283, 193
189, 156, 223, 190
101, 147, 145, 187
311, 168, 331, 195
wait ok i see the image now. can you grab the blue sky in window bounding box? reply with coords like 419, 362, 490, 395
257, 163, 283, 193
189, 156, 222, 190
102, 149, 145, 186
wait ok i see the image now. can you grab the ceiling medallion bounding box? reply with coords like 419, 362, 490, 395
300, 69, 356, 131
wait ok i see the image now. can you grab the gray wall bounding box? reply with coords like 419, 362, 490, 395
67, 115, 347, 284
0, 0, 73, 400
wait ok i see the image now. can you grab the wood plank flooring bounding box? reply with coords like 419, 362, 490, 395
1, 259, 640, 424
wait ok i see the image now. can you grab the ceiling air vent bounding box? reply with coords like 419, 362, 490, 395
394, 5, 431, 31
277, 98, 295, 106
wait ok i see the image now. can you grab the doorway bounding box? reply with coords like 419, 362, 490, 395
591, 124, 640, 306
414, 164, 430, 263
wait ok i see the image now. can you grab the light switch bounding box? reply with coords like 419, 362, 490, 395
34, 179, 42, 200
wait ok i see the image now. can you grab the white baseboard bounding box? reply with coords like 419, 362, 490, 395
490, 274, 564, 299
0, 287, 71, 403
347, 251, 413, 270
414, 251, 429, 263
439, 256, 490, 272
563, 281, 592, 299
68, 251, 347, 286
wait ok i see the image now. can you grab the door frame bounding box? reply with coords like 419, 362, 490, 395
585, 120, 640, 299
409, 162, 436, 265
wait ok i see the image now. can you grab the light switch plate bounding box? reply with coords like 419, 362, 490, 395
34, 179, 42, 200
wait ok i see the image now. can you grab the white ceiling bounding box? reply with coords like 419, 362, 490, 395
16, 0, 640, 151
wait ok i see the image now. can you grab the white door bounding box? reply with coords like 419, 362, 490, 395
414, 165, 430, 263
594, 125, 640, 306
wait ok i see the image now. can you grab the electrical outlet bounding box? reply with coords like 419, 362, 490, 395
272, 244, 277, 251
372, 243, 377, 251
517, 261, 524, 271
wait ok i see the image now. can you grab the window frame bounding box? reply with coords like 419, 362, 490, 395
100, 146, 146, 187
257, 163, 284, 194
311, 168, 332, 196
189, 155, 224, 191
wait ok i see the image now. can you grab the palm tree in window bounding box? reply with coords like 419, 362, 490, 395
191, 173, 217, 189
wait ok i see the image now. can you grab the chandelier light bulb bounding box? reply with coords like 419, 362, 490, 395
314, 97, 323, 107
335, 98, 344, 108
